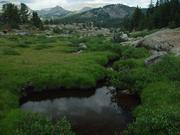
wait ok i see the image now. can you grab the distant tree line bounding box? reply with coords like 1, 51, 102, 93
122, 0, 180, 31
44, 14, 122, 28
0, 3, 43, 29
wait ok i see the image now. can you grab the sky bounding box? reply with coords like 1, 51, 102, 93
1, 0, 155, 10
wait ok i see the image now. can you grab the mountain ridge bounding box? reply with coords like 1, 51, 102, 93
55, 4, 138, 28
37, 6, 72, 19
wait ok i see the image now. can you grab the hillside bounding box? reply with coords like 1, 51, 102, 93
79, 7, 92, 13
56, 4, 137, 28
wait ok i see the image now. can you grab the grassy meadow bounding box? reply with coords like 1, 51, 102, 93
0, 35, 118, 135
110, 54, 180, 135
0, 35, 179, 135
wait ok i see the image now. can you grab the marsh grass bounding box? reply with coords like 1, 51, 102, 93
0, 47, 20, 55
0, 34, 179, 135
0, 35, 121, 135
111, 54, 180, 135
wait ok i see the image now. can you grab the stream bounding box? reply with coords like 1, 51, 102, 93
20, 59, 140, 135
20, 86, 139, 135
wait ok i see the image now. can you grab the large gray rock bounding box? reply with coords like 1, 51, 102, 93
0, 32, 5, 35
137, 28, 180, 55
144, 51, 167, 65
121, 33, 129, 41
113, 32, 129, 43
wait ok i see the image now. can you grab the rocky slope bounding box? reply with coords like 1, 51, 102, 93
80, 4, 135, 19
137, 28, 180, 56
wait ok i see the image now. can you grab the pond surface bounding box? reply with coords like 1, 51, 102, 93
21, 86, 136, 135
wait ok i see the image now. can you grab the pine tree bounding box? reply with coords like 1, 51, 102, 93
2, 3, 20, 28
156, 0, 160, 7
20, 3, 30, 24
131, 6, 143, 31
0, 13, 3, 25
31, 12, 43, 29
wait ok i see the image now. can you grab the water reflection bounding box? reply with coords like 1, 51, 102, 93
21, 87, 133, 135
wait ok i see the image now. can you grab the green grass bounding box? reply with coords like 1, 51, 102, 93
0, 47, 20, 55
0, 109, 75, 135
0, 36, 116, 91
0, 35, 119, 135
0, 34, 179, 135
111, 54, 180, 135
129, 29, 158, 38
124, 81, 180, 135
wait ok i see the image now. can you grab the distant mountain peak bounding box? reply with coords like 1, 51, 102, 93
37, 6, 72, 19
80, 4, 136, 19
0, 1, 8, 4
58, 4, 137, 28
36, 4, 137, 22
53, 6, 64, 10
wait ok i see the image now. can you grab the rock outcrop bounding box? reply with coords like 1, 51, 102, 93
137, 28, 180, 55
144, 51, 167, 65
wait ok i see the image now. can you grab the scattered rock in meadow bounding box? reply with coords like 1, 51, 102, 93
74, 50, 83, 54
121, 33, 129, 41
121, 37, 143, 46
0, 32, 5, 35
108, 86, 116, 91
79, 43, 87, 49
